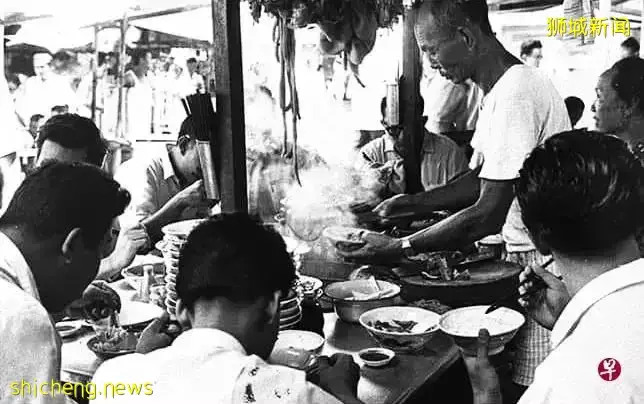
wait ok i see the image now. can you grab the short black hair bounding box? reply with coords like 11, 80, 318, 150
52, 50, 72, 63
37, 114, 107, 167
621, 37, 640, 54
129, 49, 150, 67
177, 213, 296, 310
607, 57, 644, 114
520, 40, 543, 58
0, 162, 130, 248
186, 57, 197, 64
413, 0, 494, 37
516, 130, 644, 256
564, 96, 585, 126
6, 73, 20, 87
30, 114, 45, 123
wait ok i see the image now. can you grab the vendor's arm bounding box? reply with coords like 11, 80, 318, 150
375, 167, 480, 218
405, 178, 514, 252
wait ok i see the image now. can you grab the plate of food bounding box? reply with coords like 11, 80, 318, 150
322, 226, 367, 251
87, 328, 139, 360
118, 302, 164, 329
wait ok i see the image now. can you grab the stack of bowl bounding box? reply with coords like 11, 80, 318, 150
280, 289, 302, 331
159, 219, 205, 317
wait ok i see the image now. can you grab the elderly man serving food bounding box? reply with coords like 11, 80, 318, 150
463, 131, 644, 404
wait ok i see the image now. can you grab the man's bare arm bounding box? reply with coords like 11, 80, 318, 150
406, 179, 515, 252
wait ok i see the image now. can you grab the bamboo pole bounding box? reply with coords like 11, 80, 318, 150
113, 13, 129, 172
1, 18, 5, 76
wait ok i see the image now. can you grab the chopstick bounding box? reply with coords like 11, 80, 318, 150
485, 258, 559, 314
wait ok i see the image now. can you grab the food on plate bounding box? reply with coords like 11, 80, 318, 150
367, 319, 418, 333
93, 328, 139, 352
409, 299, 452, 315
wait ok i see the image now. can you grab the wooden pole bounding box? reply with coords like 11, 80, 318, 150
1, 18, 5, 76
211, 0, 248, 212
401, 6, 423, 194
112, 13, 129, 172
91, 25, 99, 123
641, 0, 644, 46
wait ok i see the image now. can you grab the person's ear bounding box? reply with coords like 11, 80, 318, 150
176, 298, 192, 330
61, 228, 84, 263
457, 26, 475, 51
177, 136, 191, 154
264, 291, 281, 325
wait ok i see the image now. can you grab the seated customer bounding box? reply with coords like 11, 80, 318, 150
464, 130, 644, 403
115, 117, 212, 242
359, 96, 468, 195
36, 114, 148, 280
93, 213, 363, 404
0, 162, 129, 403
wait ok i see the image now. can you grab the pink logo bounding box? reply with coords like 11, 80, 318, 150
598, 358, 621, 381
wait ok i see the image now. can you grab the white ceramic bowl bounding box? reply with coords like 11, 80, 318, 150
325, 280, 400, 323
273, 330, 325, 354
121, 263, 165, 290
359, 306, 440, 353
358, 347, 395, 367
439, 305, 525, 356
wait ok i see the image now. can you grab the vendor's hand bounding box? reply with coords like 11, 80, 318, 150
373, 194, 413, 218
336, 232, 402, 260
314, 354, 361, 402
136, 312, 173, 354
66, 280, 121, 321
462, 329, 502, 404
518, 264, 570, 331
107, 223, 149, 272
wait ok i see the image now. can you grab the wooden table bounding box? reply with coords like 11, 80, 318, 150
61, 270, 459, 403
321, 313, 459, 404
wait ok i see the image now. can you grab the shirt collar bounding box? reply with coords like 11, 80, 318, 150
161, 145, 178, 181
171, 328, 247, 355
422, 130, 436, 153
551, 258, 644, 348
0, 231, 40, 301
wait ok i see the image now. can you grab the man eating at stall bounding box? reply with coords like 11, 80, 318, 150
93, 213, 364, 404
358, 95, 468, 195
0, 162, 129, 403
115, 116, 213, 243
339, 0, 570, 400
464, 130, 644, 404
35, 113, 148, 282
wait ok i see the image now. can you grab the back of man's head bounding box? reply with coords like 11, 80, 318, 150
0, 161, 130, 249
520, 40, 543, 58
516, 130, 643, 256
621, 37, 640, 57
37, 113, 107, 167
412, 0, 494, 37
177, 213, 295, 310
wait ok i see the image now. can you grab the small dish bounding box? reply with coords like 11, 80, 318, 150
273, 330, 325, 354
358, 347, 395, 367
55, 320, 84, 339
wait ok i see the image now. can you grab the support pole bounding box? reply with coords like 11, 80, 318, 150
112, 13, 129, 173
91, 25, 99, 123
1, 18, 5, 76
211, 0, 248, 212
401, 7, 423, 194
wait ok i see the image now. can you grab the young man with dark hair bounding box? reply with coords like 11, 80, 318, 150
620, 36, 640, 59
341, 0, 570, 398
464, 130, 644, 404
0, 162, 129, 403
116, 116, 211, 242
520, 40, 543, 68
93, 213, 363, 404
36, 113, 107, 167
35, 113, 148, 281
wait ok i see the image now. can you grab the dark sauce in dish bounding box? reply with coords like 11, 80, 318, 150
360, 352, 389, 362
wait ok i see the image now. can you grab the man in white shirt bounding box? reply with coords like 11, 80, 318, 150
115, 117, 211, 242
519, 40, 543, 68
464, 131, 644, 404
359, 96, 469, 195
93, 213, 364, 404
0, 162, 129, 403
339, 0, 570, 397
35, 114, 148, 281
14, 53, 78, 124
